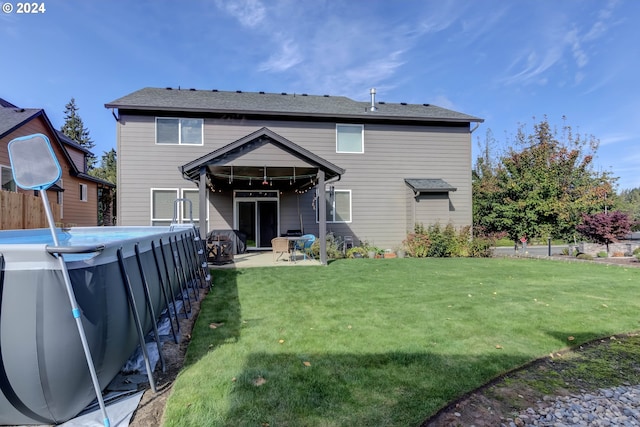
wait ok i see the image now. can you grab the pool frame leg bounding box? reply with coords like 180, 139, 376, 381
164, 238, 191, 318
134, 244, 166, 373
169, 236, 193, 317
151, 240, 179, 344
116, 248, 157, 393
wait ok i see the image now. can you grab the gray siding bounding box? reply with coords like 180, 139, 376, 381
116, 115, 472, 249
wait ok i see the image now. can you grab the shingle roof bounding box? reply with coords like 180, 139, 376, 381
106, 87, 483, 124
0, 104, 42, 138
405, 178, 457, 193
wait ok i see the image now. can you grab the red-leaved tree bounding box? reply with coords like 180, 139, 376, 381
576, 211, 633, 251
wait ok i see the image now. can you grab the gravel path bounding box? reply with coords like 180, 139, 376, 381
507, 384, 640, 426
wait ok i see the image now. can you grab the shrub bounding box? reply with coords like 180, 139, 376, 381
597, 251, 608, 258
577, 253, 594, 260
345, 247, 368, 258
634, 247, 640, 255
404, 224, 431, 258
612, 251, 625, 257
561, 248, 570, 256
468, 237, 494, 257
404, 223, 489, 258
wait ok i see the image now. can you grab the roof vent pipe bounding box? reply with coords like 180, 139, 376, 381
370, 88, 377, 112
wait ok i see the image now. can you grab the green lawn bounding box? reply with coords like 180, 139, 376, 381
163, 258, 640, 426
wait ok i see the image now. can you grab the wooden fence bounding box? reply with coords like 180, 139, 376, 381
0, 190, 61, 230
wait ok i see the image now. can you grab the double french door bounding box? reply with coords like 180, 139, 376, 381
234, 191, 279, 249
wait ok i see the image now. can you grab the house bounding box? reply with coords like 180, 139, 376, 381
105, 87, 483, 261
0, 98, 115, 227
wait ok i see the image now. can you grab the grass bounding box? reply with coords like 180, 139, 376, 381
162, 258, 640, 426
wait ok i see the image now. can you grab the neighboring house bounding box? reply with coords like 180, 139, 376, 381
105, 87, 483, 256
0, 98, 114, 227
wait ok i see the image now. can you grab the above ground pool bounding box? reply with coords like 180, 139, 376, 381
0, 225, 209, 425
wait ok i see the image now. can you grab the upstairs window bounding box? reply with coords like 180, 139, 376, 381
1, 166, 16, 192
336, 124, 364, 153
156, 118, 203, 145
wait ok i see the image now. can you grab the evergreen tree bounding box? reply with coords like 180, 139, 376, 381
90, 149, 117, 225
90, 149, 117, 184
61, 98, 96, 169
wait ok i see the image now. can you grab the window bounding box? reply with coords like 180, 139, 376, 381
1, 166, 16, 191
156, 118, 203, 145
336, 124, 363, 153
181, 189, 203, 227
79, 184, 88, 202
151, 189, 178, 226
151, 188, 206, 227
318, 189, 352, 223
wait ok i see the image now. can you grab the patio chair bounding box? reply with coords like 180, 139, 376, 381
271, 237, 291, 262
294, 234, 316, 260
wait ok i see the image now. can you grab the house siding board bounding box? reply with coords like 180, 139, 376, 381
116, 110, 473, 248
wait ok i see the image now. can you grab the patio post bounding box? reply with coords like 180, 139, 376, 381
199, 166, 207, 240
318, 169, 327, 265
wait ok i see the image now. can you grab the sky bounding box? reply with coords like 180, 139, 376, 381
1, 0, 638, 190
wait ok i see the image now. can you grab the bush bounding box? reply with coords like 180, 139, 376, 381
612, 251, 625, 257
346, 246, 368, 258
404, 222, 490, 258
404, 224, 431, 257
634, 247, 640, 255
597, 251, 608, 258
577, 253, 594, 260
468, 237, 494, 257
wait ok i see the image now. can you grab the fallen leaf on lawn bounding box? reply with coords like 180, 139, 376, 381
209, 322, 224, 329
261, 423, 270, 427
278, 339, 285, 344
602, 304, 608, 308
347, 325, 352, 329
568, 336, 575, 341
468, 294, 472, 297
495, 344, 502, 349
252, 376, 267, 386
303, 361, 311, 367
231, 377, 237, 382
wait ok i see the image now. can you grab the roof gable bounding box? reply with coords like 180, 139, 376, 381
180, 127, 345, 183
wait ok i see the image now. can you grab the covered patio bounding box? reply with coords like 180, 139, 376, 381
180, 127, 345, 265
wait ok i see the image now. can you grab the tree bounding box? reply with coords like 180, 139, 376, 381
473, 117, 617, 243
61, 98, 96, 169
90, 148, 116, 184
618, 187, 640, 230
90, 149, 117, 225
576, 211, 633, 251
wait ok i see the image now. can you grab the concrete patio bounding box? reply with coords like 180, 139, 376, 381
208, 249, 321, 269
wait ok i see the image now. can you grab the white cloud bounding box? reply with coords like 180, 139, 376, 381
502, 47, 563, 86
600, 133, 634, 146
258, 39, 303, 72
214, 0, 266, 28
